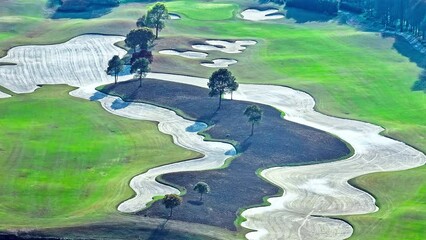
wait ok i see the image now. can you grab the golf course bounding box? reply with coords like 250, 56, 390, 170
0, 0, 425, 239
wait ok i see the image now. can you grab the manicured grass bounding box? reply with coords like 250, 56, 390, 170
0, 85, 199, 229
343, 166, 426, 239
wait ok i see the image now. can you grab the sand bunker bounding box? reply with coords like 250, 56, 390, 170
201, 59, 237, 68
1, 34, 425, 239
192, 40, 257, 54
159, 49, 208, 59
0, 35, 125, 94
169, 13, 181, 20
241, 9, 284, 21
0, 91, 11, 98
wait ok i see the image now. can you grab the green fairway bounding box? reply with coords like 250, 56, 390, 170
0, 85, 199, 229
343, 166, 426, 239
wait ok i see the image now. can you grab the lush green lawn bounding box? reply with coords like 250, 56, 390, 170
343, 166, 426, 239
0, 85, 199, 229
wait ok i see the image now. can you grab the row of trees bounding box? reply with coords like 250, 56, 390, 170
262, 0, 426, 40
107, 3, 169, 85
341, 0, 426, 39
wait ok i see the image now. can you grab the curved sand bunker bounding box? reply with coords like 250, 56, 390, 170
1, 35, 425, 239
192, 40, 257, 54
159, 49, 208, 59
70, 86, 235, 213
144, 73, 426, 239
241, 9, 284, 21
169, 13, 181, 20
201, 58, 237, 68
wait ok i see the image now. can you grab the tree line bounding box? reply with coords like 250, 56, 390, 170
261, 0, 426, 40
341, 0, 426, 39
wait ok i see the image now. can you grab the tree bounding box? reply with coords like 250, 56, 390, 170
244, 105, 263, 136
162, 194, 182, 217
106, 55, 124, 84
146, 3, 169, 39
193, 182, 210, 201
130, 58, 150, 87
125, 28, 155, 53
136, 14, 148, 28
228, 80, 239, 100
207, 68, 236, 110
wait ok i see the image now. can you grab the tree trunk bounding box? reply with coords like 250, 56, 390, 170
156, 26, 159, 39
251, 122, 254, 136
139, 75, 142, 88
169, 207, 173, 217
231, 91, 233, 100
114, 73, 118, 84
200, 193, 203, 201
217, 94, 222, 110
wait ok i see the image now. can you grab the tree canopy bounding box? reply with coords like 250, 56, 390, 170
207, 68, 237, 110
106, 55, 123, 84
244, 105, 263, 136
125, 27, 155, 52
162, 194, 182, 217
146, 2, 169, 38
193, 182, 211, 201
130, 57, 150, 87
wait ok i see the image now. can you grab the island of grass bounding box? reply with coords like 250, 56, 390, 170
97, 78, 350, 230
0, 85, 219, 238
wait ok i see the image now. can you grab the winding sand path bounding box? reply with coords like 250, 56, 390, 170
70, 86, 235, 213
0, 34, 425, 239
141, 75, 426, 239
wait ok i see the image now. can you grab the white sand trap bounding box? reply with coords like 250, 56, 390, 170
1, 34, 425, 239
241, 9, 284, 21
192, 40, 257, 54
159, 49, 208, 59
201, 59, 237, 68
0, 91, 11, 98
169, 13, 181, 20
0, 34, 125, 94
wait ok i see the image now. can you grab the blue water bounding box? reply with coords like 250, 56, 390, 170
186, 122, 208, 132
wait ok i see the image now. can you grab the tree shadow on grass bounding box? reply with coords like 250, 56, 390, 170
284, 7, 334, 23
147, 219, 169, 240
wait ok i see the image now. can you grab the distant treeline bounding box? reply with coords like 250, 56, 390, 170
261, 0, 426, 40
341, 0, 426, 39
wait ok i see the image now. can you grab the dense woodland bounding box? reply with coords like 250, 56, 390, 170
264, 0, 426, 40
